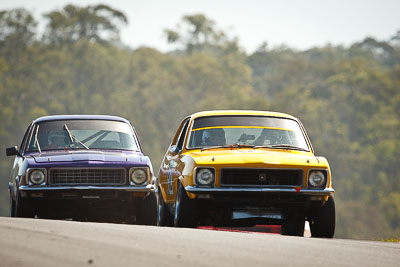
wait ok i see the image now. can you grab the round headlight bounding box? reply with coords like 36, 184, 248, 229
196, 168, 214, 186
131, 169, 147, 185
30, 170, 45, 185
308, 171, 326, 187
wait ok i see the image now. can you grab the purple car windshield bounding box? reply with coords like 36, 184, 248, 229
26, 120, 139, 152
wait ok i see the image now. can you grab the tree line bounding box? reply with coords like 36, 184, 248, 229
0, 4, 399, 239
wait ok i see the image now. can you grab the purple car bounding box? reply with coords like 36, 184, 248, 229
6, 115, 156, 224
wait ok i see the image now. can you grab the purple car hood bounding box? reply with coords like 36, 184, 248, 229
31, 150, 145, 163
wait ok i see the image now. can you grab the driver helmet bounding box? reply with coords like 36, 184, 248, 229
202, 128, 226, 146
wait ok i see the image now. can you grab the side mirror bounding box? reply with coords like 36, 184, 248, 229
6, 146, 19, 156
168, 145, 179, 156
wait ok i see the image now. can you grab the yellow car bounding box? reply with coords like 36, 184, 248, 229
157, 110, 335, 237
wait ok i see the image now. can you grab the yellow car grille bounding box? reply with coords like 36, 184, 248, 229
220, 168, 302, 186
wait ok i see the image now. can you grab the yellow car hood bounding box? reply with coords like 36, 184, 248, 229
189, 149, 327, 168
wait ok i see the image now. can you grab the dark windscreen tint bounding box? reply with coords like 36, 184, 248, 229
192, 116, 299, 129
36, 120, 133, 132
27, 120, 139, 152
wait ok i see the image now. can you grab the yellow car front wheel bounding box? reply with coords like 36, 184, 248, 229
174, 183, 198, 228
309, 196, 336, 238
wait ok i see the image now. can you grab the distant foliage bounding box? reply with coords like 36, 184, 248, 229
164, 14, 240, 54
248, 41, 400, 239
0, 5, 399, 240
43, 4, 128, 45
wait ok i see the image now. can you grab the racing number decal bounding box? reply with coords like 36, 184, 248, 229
167, 169, 174, 195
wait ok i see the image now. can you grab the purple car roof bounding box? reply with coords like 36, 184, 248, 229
33, 115, 130, 124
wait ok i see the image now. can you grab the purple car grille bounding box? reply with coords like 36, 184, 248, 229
49, 168, 126, 185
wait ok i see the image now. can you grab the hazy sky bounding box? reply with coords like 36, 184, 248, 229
1, 0, 399, 53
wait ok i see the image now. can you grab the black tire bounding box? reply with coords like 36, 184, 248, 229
157, 189, 174, 226
174, 183, 197, 228
137, 192, 157, 225
281, 210, 305, 236
309, 196, 336, 238
15, 193, 35, 218
9, 193, 16, 217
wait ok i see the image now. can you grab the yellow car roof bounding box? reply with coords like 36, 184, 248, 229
189, 110, 298, 120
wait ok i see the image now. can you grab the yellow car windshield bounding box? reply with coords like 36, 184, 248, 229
187, 116, 309, 150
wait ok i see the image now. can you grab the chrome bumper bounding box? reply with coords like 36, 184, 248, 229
19, 184, 155, 192
185, 186, 334, 195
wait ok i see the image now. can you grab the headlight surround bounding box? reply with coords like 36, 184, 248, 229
196, 168, 215, 186
28, 169, 46, 185
130, 168, 149, 185
308, 170, 327, 188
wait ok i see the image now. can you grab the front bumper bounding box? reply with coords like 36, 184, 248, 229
186, 186, 334, 208
19, 184, 155, 192
185, 186, 334, 225
185, 186, 334, 195
16, 185, 156, 220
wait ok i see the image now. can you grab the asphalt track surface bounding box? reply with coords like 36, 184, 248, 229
0, 217, 399, 267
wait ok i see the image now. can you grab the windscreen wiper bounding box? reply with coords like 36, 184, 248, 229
63, 124, 89, 150
255, 144, 309, 151
201, 144, 255, 151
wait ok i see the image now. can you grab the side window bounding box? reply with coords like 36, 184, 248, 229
176, 120, 190, 150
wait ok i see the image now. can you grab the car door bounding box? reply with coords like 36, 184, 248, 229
159, 118, 191, 203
